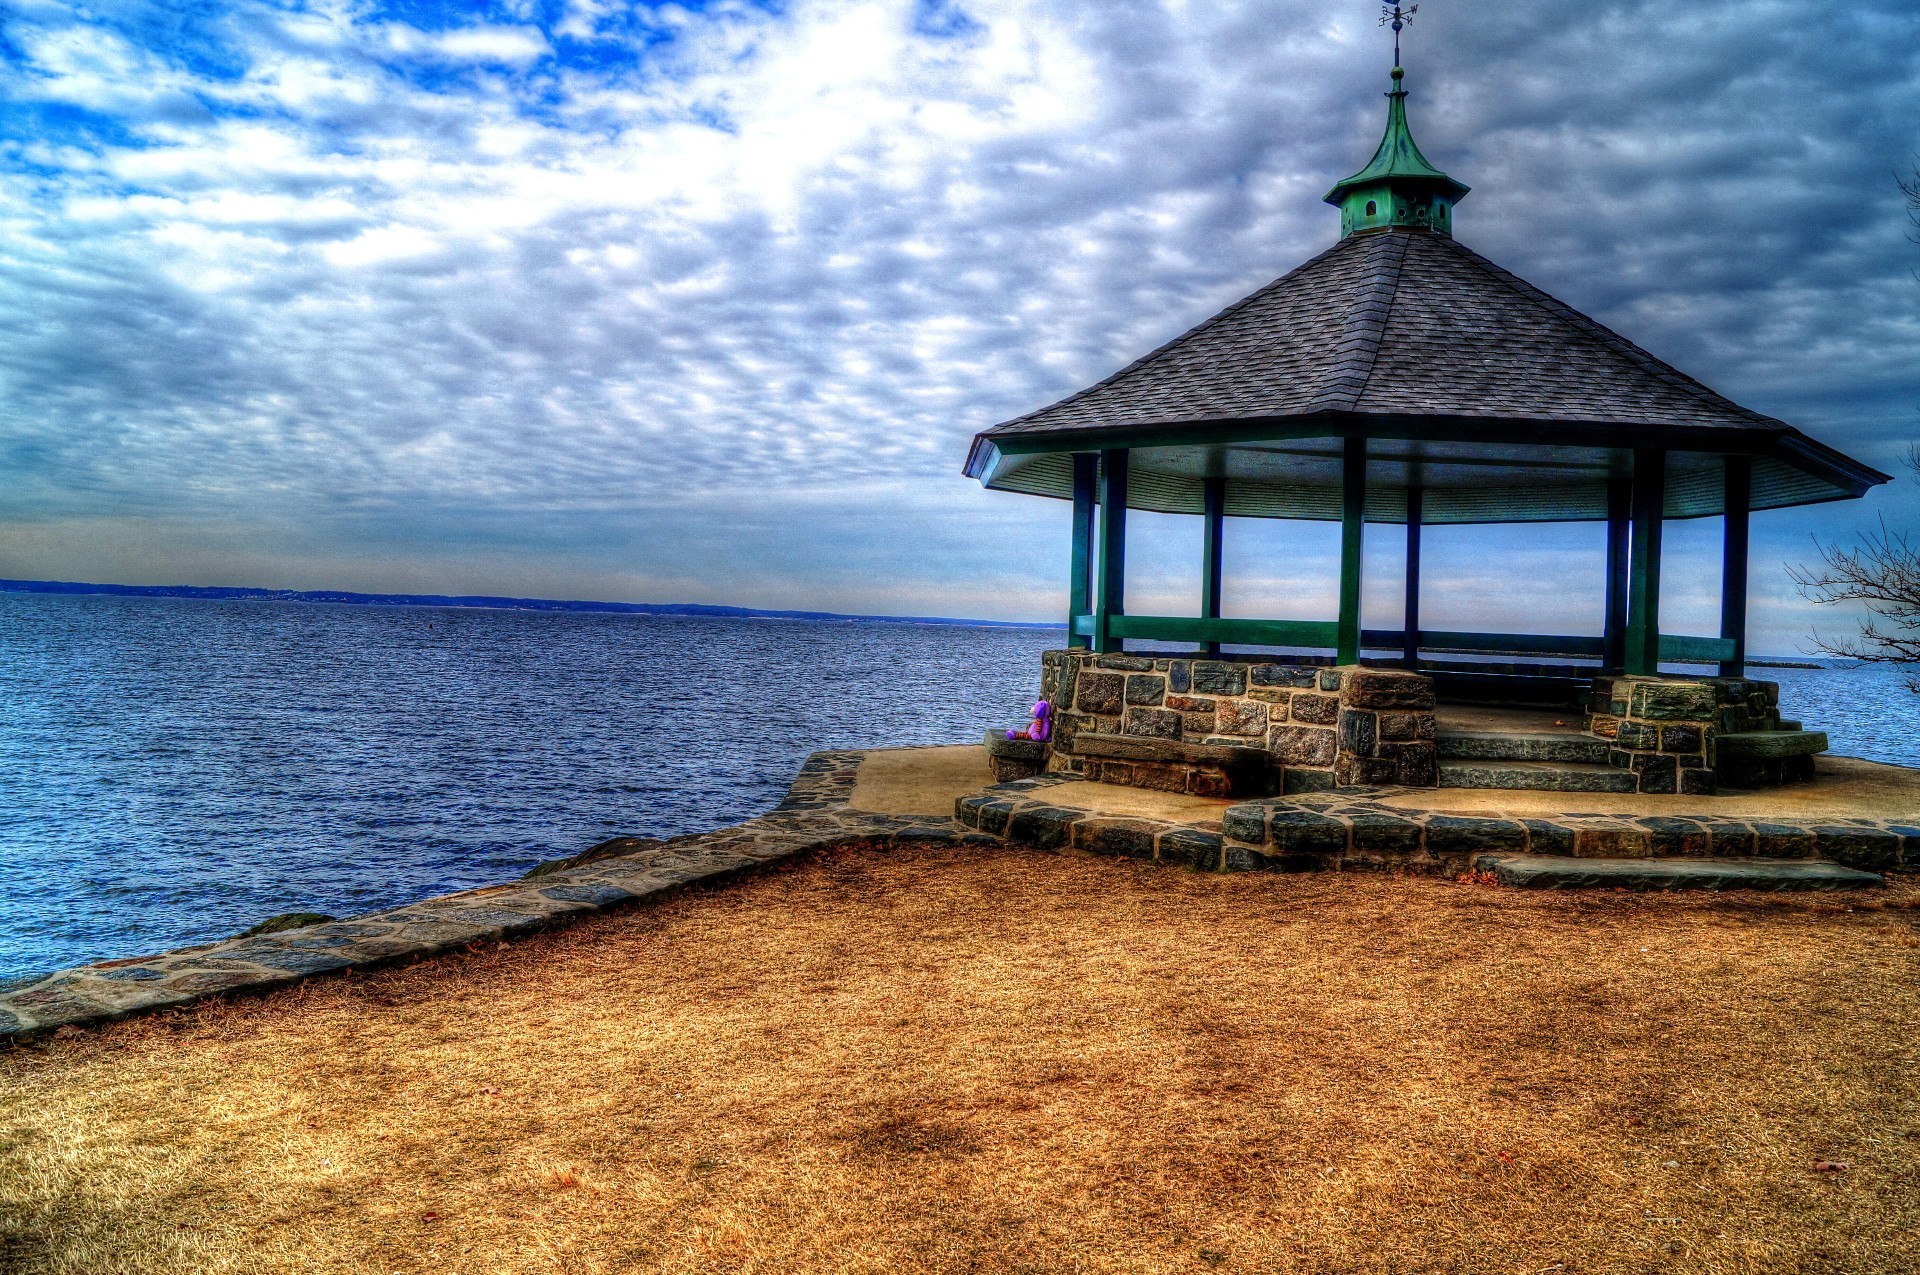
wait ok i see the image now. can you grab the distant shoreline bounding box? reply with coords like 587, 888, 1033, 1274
0, 579, 1831, 665
0, 577, 1060, 631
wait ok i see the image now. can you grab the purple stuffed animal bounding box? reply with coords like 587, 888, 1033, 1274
1007, 700, 1051, 742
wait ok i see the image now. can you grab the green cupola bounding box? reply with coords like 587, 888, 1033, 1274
1325, 65, 1469, 238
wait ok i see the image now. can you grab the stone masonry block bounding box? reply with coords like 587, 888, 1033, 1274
1251, 664, 1318, 689
1220, 804, 1268, 843
1291, 693, 1340, 725
1378, 711, 1435, 742
1125, 675, 1167, 707
1633, 753, 1679, 795
1337, 709, 1378, 757
1247, 688, 1293, 712
1192, 662, 1247, 696
1378, 740, 1439, 786
1096, 654, 1156, 671
1425, 815, 1526, 857
1076, 672, 1124, 716
1074, 818, 1158, 861
1627, 679, 1718, 722
1811, 826, 1899, 873
1335, 755, 1406, 787
1122, 707, 1181, 740
1266, 808, 1349, 856
1658, 724, 1704, 754
1168, 661, 1192, 694
1215, 700, 1268, 737
1268, 725, 1336, 768
1613, 721, 1653, 750
1340, 668, 1437, 711
1348, 812, 1423, 855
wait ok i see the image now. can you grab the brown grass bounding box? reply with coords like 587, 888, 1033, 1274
3, 846, 1919, 1275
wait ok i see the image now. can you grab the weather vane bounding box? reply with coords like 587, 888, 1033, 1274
1381, 3, 1418, 68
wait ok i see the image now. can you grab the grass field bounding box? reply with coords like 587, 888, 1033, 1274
3, 844, 1917, 1274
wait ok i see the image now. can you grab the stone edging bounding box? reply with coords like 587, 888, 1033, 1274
958, 779, 1920, 876
0, 749, 993, 1043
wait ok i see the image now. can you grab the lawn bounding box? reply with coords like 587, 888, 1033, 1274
2, 844, 1916, 1274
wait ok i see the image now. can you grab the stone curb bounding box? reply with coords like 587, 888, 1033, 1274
0, 748, 997, 1043
959, 779, 1920, 878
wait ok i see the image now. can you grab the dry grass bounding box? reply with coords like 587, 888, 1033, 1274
3, 846, 1919, 1275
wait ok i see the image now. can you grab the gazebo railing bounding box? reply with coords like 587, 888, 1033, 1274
1069, 616, 1737, 667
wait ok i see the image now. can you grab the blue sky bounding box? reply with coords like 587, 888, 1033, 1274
0, 0, 1915, 652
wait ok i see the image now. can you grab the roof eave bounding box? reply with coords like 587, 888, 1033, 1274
975, 410, 1809, 459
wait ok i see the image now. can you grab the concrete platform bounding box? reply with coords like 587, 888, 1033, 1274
1376, 755, 1920, 822
849, 744, 996, 816
1477, 854, 1884, 891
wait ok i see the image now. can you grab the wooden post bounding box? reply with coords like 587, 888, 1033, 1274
1603, 473, 1630, 673
1068, 454, 1097, 649
1094, 449, 1129, 654
1720, 455, 1752, 678
1337, 437, 1366, 665
1402, 485, 1422, 669
1201, 476, 1226, 656
1625, 449, 1666, 676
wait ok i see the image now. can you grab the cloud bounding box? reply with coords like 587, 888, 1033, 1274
0, 0, 1913, 644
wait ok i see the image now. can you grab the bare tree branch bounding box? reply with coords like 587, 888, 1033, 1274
1791, 165, 1920, 692
1791, 457, 1920, 693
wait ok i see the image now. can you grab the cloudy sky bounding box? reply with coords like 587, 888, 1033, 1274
0, 0, 1915, 652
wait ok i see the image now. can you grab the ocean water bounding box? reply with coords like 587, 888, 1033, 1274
0, 593, 1058, 985
0, 592, 1915, 986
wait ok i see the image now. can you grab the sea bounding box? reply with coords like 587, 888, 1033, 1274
1, 590, 1914, 986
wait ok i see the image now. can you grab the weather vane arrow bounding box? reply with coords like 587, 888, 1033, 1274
1381, 3, 1418, 67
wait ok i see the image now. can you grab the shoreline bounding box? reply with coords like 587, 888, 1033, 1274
8, 743, 1920, 1042
0, 749, 993, 1043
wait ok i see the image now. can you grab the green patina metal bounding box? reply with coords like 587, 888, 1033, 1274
1325, 66, 1469, 239
1068, 454, 1096, 650
1337, 438, 1367, 664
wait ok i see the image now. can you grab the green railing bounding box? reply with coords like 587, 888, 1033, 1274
1070, 617, 1736, 666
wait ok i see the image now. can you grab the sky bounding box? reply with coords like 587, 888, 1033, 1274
0, 0, 1915, 653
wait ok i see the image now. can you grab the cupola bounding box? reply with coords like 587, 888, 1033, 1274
1324, 64, 1469, 238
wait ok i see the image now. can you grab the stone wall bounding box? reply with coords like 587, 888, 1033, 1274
1587, 675, 1786, 795
1039, 650, 1438, 793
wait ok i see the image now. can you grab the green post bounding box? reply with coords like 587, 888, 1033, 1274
1094, 449, 1129, 654
1200, 476, 1226, 656
1337, 438, 1366, 665
1625, 449, 1666, 676
1602, 473, 1631, 673
1720, 455, 1752, 677
1068, 454, 1097, 649
1401, 485, 1422, 669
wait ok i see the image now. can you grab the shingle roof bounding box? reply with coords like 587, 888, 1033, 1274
983, 228, 1786, 439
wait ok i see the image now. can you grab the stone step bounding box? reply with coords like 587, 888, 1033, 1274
1435, 730, 1610, 765
1438, 758, 1638, 793
1475, 853, 1884, 892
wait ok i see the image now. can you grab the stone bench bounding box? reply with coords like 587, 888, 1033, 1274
1718, 730, 1828, 788
1073, 732, 1275, 799
983, 731, 1049, 782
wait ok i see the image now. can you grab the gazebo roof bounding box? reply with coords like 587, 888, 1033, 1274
965, 76, 1887, 526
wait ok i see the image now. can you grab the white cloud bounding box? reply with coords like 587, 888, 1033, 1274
0, 0, 1912, 636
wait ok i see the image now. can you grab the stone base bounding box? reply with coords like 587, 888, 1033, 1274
983, 731, 1048, 783
1073, 732, 1273, 799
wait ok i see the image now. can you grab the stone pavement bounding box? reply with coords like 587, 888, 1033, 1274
0, 749, 994, 1042
958, 777, 1920, 877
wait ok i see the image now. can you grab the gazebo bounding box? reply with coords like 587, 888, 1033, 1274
964, 62, 1887, 686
